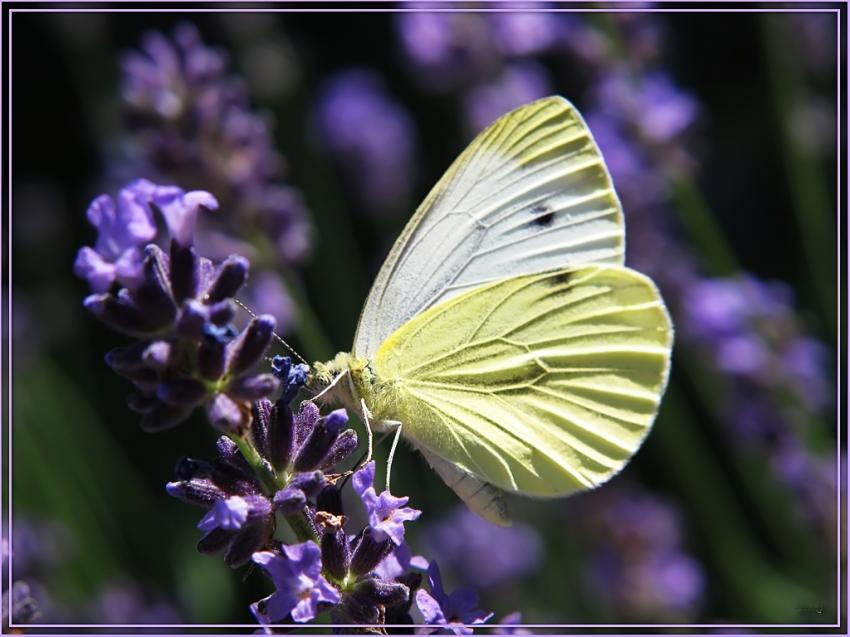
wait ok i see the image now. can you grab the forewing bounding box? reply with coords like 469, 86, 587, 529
373, 266, 672, 497
354, 96, 625, 358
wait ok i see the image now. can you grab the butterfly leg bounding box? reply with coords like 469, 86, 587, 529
359, 398, 375, 468
385, 421, 404, 493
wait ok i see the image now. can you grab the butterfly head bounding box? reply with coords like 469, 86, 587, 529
306, 352, 374, 412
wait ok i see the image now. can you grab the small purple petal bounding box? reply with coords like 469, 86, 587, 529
198, 495, 250, 531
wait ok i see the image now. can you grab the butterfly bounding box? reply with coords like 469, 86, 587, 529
308, 96, 673, 525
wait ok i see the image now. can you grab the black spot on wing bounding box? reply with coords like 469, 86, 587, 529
546, 271, 573, 287
530, 203, 555, 227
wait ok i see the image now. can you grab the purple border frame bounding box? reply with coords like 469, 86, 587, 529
3, 1, 846, 634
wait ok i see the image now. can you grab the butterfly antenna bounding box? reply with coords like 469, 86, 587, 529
233, 298, 308, 365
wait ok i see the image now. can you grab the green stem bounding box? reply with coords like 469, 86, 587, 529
284, 512, 319, 544
667, 174, 740, 276
228, 434, 319, 544
229, 433, 281, 494
760, 15, 837, 336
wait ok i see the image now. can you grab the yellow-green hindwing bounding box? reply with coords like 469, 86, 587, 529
353, 96, 626, 359
368, 265, 673, 497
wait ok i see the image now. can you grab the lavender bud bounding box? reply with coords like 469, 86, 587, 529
140, 402, 193, 432
268, 403, 295, 471
227, 315, 276, 375
272, 485, 307, 515
84, 293, 153, 336
318, 514, 349, 581
319, 428, 359, 470
243, 495, 273, 519
169, 240, 199, 304
213, 438, 254, 479
176, 299, 208, 337
142, 340, 173, 369
288, 470, 326, 498
131, 245, 177, 327
207, 299, 236, 325
224, 522, 271, 568
197, 528, 232, 555
349, 529, 392, 577
251, 399, 273, 459
206, 393, 249, 434
352, 577, 409, 608
294, 401, 320, 448
166, 478, 227, 507
202, 322, 238, 344
294, 408, 348, 472
126, 392, 160, 414
157, 378, 207, 407
205, 255, 249, 302
317, 484, 343, 516
105, 341, 150, 372
227, 373, 280, 401
112, 366, 159, 390
174, 456, 212, 480
197, 339, 227, 381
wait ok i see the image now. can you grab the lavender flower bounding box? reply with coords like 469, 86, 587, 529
422, 506, 542, 589
76, 181, 287, 433
489, 9, 565, 57
166, 365, 359, 568
577, 487, 705, 620
74, 179, 217, 293
395, 11, 500, 93
353, 461, 421, 546
252, 542, 341, 624
315, 69, 417, 215
415, 561, 494, 635
462, 61, 552, 135
117, 23, 312, 336
87, 582, 182, 624
120, 24, 311, 263
2, 582, 40, 627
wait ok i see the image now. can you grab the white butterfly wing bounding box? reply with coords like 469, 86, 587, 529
353, 96, 625, 359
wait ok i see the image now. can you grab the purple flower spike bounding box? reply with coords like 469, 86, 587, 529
74, 184, 158, 292
415, 562, 493, 635
198, 495, 250, 532
353, 461, 421, 546
252, 541, 341, 623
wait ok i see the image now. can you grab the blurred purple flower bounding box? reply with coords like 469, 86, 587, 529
415, 561, 493, 635
578, 487, 705, 620
88, 582, 182, 624
590, 70, 699, 146
463, 62, 553, 134
353, 461, 421, 546
252, 542, 341, 624
681, 274, 832, 412
489, 9, 564, 57
395, 11, 499, 93
422, 506, 542, 589
315, 69, 417, 215
118, 23, 311, 336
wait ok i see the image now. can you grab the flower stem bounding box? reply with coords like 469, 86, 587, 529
229, 433, 280, 494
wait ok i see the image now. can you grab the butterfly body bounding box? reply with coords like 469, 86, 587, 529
307, 96, 673, 524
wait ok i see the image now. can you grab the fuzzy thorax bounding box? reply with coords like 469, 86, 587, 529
308, 352, 400, 431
